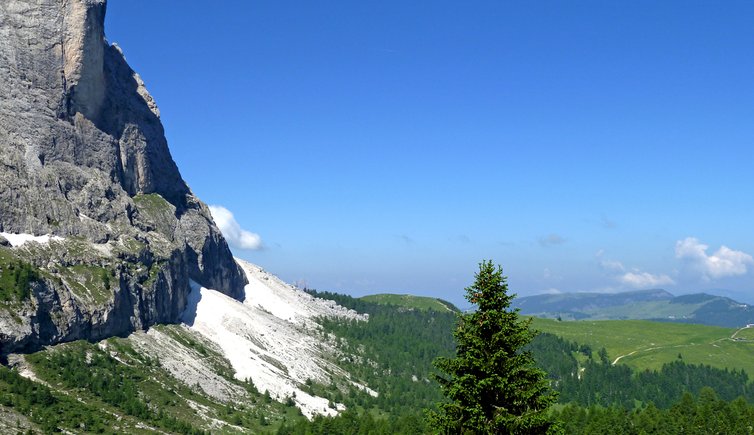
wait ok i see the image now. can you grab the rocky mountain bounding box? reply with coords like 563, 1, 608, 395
0, 0, 245, 354
513, 289, 754, 327
0, 3, 387, 431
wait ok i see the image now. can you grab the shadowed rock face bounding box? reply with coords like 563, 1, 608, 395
0, 0, 246, 353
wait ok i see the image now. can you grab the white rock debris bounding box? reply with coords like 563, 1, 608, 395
127, 328, 247, 403
181, 258, 367, 419
0, 232, 64, 247
241, 261, 366, 326
350, 380, 379, 398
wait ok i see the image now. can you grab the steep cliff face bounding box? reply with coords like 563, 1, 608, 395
0, 0, 246, 353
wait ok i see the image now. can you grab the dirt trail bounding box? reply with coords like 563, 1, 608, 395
731, 325, 753, 339
612, 347, 664, 365
609, 325, 754, 366
611, 343, 706, 366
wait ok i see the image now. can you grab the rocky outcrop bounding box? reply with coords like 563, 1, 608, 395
0, 0, 246, 354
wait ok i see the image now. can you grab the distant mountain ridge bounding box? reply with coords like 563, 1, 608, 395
513, 289, 754, 328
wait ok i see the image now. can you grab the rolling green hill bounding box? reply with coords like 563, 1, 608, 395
359, 293, 460, 312
532, 317, 754, 375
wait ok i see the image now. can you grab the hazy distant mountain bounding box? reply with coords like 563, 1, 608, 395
513, 290, 754, 328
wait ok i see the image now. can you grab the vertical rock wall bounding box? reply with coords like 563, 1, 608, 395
0, 0, 247, 353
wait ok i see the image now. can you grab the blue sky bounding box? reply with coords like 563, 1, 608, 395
106, 1, 754, 307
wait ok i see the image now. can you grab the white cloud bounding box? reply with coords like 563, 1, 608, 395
675, 237, 753, 280
620, 271, 675, 288
208, 205, 263, 250
601, 259, 625, 272
597, 250, 672, 288
595, 250, 625, 272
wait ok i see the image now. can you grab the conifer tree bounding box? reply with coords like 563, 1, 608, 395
427, 260, 559, 434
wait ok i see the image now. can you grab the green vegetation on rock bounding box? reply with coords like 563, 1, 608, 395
0, 363, 117, 433
133, 193, 174, 216
0, 250, 39, 303
27, 341, 209, 434
57, 264, 115, 306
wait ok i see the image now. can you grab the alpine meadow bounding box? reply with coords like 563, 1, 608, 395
1, 1, 753, 434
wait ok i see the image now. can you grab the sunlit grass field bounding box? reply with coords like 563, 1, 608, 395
360, 294, 458, 312
532, 318, 754, 376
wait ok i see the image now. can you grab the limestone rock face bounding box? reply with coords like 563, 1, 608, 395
0, 0, 246, 353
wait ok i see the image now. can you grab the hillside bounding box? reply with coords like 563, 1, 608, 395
359, 293, 460, 312
5, 280, 754, 432
514, 290, 754, 327
0, 261, 382, 433
532, 318, 754, 375
281, 292, 754, 432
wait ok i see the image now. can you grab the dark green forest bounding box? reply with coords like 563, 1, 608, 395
530, 333, 753, 408
306, 290, 455, 418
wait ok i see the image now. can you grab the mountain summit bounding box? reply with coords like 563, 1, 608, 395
0, 0, 245, 353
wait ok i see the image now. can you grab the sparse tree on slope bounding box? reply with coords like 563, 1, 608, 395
427, 260, 559, 434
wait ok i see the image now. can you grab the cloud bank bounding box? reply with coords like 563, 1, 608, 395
209, 205, 263, 250
620, 271, 675, 288
600, 259, 626, 273
675, 237, 753, 280
596, 250, 674, 289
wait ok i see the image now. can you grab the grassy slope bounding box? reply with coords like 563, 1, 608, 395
359, 293, 459, 312
532, 318, 754, 375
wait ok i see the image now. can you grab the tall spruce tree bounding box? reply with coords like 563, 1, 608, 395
427, 260, 559, 434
